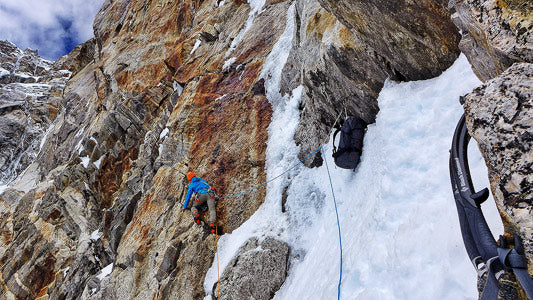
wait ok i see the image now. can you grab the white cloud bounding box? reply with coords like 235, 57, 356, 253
0, 0, 105, 60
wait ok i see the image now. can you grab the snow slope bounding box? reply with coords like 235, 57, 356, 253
204, 3, 504, 299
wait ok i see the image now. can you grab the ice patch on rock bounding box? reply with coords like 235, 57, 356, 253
93, 155, 104, 169
90, 230, 101, 241
173, 81, 183, 96
225, 0, 266, 57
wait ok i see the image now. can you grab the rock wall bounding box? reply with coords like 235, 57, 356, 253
2, 0, 287, 299
463, 63, 533, 271
454, 0, 532, 270
213, 237, 290, 300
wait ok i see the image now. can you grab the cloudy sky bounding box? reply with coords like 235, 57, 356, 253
0, 0, 105, 60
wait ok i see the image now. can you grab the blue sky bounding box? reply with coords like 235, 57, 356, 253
0, 0, 105, 60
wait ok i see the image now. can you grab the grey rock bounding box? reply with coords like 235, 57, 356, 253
0, 41, 69, 184
212, 237, 290, 300
54, 39, 96, 76
318, 0, 460, 80
450, 0, 533, 81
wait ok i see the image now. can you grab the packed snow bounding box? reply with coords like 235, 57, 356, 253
90, 230, 101, 241
222, 57, 236, 71
2, 82, 52, 97
215, 94, 227, 102
80, 156, 90, 168
93, 155, 104, 169
90, 136, 99, 146
173, 81, 183, 96
204, 2, 504, 299
0, 67, 9, 77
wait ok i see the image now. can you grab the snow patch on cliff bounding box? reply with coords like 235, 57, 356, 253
96, 263, 113, 280
190, 39, 201, 55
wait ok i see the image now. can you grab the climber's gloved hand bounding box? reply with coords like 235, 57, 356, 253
182, 207, 189, 211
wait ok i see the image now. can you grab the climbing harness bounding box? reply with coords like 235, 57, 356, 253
449, 114, 533, 299
323, 147, 343, 300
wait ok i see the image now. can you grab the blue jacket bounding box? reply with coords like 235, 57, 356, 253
183, 176, 211, 209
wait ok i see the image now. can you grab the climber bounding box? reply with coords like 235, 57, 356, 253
182, 171, 217, 234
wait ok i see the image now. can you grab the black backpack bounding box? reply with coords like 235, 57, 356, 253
332, 116, 367, 170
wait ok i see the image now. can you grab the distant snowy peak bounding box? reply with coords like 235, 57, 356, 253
0, 41, 60, 85
0, 40, 71, 185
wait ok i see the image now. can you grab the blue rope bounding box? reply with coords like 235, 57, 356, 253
322, 146, 343, 300
218, 145, 323, 199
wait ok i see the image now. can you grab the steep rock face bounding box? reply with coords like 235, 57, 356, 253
283, 0, 460, 164
450, 0, 533, 81
318, 0, 460, 80
54, 39, 96, 77
463, 63, 533, 273
0, 41, 70, 184
1, 0, 287, 299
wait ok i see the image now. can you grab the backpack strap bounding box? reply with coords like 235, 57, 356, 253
332, 127, 341, 155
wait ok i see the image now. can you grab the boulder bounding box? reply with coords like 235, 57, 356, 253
212, 237, 290, 300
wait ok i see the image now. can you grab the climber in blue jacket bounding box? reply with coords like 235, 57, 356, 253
182, 171, 217, 234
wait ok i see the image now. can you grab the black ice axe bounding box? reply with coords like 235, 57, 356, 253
449, 114, 533, 299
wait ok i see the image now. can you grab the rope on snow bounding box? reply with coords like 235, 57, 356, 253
322, 146, 343, 299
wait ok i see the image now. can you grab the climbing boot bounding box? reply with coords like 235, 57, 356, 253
194, 212, 201, 225
209, 223, 216, 234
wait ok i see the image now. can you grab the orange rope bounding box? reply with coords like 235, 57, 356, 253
216, 225, 220, 300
